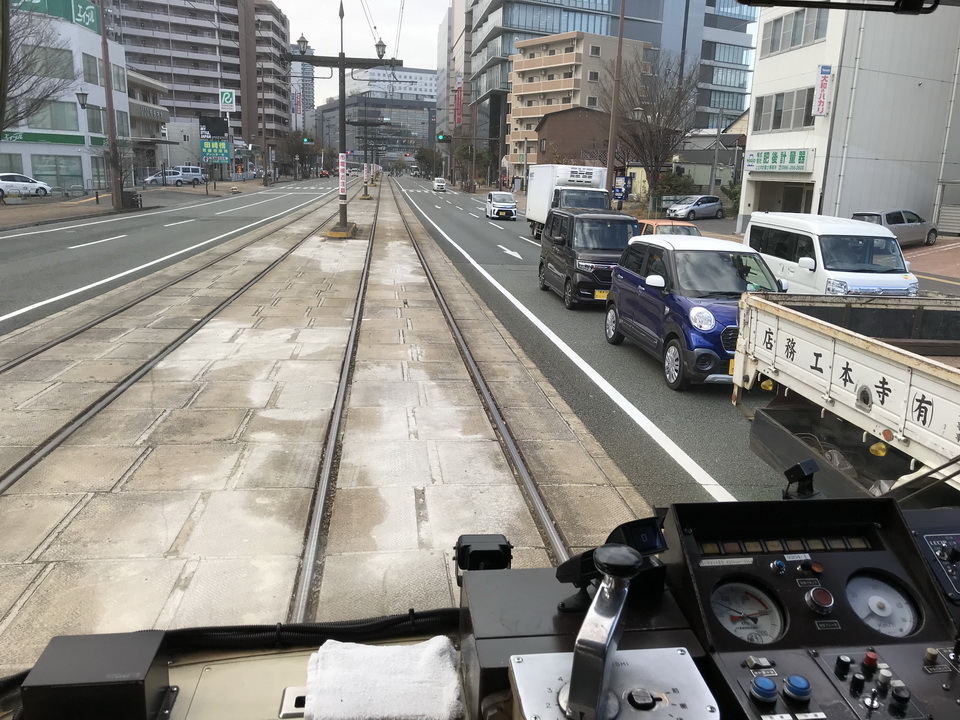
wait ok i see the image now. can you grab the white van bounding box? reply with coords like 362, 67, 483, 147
744, 213, 919, 297
172, 165, 208, 185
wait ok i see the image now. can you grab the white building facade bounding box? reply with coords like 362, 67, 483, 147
737, 6, 960, 232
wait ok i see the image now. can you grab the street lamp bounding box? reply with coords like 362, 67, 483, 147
76, 89, 89, 109
297, 34, 308, 55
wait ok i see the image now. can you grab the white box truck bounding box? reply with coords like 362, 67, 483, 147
525, 165, 610, 239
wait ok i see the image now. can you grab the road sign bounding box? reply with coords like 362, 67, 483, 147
338, 153, 347, 194
219, 89, 236, 112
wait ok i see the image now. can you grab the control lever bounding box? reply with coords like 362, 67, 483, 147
559, 544, 644, 720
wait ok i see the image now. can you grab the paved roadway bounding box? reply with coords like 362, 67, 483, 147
0, 180, 344, 332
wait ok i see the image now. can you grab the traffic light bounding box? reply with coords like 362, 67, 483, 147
437, 132, 450, 143
303, 137, 309, 144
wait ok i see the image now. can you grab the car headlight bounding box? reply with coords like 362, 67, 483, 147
689, 306, 716, 331
907, 281, 919, 297
825, 278, 849, 295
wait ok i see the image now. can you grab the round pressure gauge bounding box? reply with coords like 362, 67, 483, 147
845, 573, 919, 637
710, 581, 785, 644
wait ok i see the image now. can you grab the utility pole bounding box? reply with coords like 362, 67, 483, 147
292, 4, 399, 236
97, 0, 123, 211
709, 111, 725, 191
604, 0, 626, 194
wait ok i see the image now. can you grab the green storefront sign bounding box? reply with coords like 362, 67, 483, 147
12, 0, 101, 33
200, 139, 230, 164
1, 131, 85, 145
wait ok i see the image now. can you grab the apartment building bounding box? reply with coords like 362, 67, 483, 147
506, 32, 649, 176
346, 67, 439, 103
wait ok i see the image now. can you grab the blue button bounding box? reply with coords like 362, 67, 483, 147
784, 675, 812, 700
751, 676, 778, 702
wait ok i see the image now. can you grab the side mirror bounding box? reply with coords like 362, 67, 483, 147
778, 279, 789, 292
905, 260, 911, 272
645, 274, 666, 289
798, 256, 816, 270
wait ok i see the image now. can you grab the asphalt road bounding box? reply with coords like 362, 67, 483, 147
393, 176, 785, 508
0, 180, 344, 333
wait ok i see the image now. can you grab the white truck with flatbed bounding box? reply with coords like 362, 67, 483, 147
525, 165, 610, 239
732, 292, 960, 503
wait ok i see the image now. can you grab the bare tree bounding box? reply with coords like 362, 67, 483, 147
2, 6, 80, 133
598, 48, 700, 207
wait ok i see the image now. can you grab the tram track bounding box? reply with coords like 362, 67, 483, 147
0, 183, 364, 494
288, 179, 569, 623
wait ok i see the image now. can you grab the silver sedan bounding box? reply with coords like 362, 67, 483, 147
851, 210, 937, 246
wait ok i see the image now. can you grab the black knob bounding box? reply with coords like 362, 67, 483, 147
835, 655, 852, 677
891, 685, 911, 706
850, 672, 865, 695
593, 544, 643, 579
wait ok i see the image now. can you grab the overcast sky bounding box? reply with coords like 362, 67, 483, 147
278, 0, 451, 104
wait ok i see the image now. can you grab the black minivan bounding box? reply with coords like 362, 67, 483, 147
538, 208, 640, 309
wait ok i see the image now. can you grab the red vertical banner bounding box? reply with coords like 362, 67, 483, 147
338, 153, 347, 194
455, 74, 463, 126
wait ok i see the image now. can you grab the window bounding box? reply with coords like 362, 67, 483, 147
752, 88, 814, 132
27, 46, 74, 79
540, 138, 546, 152
525, 123, 533, 130
588, 71, 599, 82
116, 110, 130, 137
760, 8, 828, 57
564, 46, 574, 53
589, 45, 601, 56
548, 49, 556, 56
749, 226, 812, 263
562, 71, 573, 79
712, 67, 749, 89
526, 76, 534, 82
28, 101, 79, 131
545, 98, 553, 105
621, 246, 646, 274
562, 96, 571, 104
0, 154, 24, 174
586, 96, 598, 107
547, 74, 555, 81
526, 100, 534, 107
86, 106, 104, 134
528, 52, 536, 59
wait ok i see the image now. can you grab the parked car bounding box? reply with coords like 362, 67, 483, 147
538, 208, 640, 309
635, 219, 702, 236
0, 173, 52, 197
144, 170, 186, 186
485, 191, 517, 220
433, 177, 446, 191
172, 165, 208, 185
665, 195, 725, 220
604, 236, 783, 390
851, 209, 937, 246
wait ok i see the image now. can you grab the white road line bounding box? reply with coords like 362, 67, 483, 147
435, 205, 442, 209
401, 186, 735, 502
0, 196, 322, 326
455, 206, 464, 210
469, 213, 479, 218
497, 245, 522, 259
0, 191, 270, 240
518, 235, 539, 247
69, 234, 127, 249
488, 221, 502, 229
215, 194, 291, 214
163, 219, 196, 227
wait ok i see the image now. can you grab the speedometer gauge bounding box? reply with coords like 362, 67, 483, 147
846, 573, 919, 637
710, 581, 785, 644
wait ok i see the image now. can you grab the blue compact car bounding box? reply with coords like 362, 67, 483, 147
604, 236, 784, 390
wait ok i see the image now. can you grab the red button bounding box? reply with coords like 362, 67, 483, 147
862, 651, 879, 669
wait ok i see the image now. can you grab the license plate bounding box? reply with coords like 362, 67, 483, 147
594, 290, 609, 300
499, 211, 508, 217
728, 359, 735, 375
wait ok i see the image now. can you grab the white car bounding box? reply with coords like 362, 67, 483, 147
144, 170, 186, 186
485, 191, 517, 220
0, 173, 52, 198
433, 177, 446, 191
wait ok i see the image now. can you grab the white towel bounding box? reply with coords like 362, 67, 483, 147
304, 636, 462, 720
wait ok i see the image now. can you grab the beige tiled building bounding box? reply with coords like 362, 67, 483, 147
506, 31, 649, 178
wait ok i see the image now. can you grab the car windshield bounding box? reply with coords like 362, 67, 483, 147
674, 250, 781, 296
675, 196, 699, 205
561, 189, 608, 209
573, 219, 639, 250
852, 213, 881, 225
656, 225, 702, 236
491, 193, 514, 203
820, 235, 908, 272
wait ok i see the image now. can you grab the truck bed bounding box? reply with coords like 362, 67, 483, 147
733, 293, 960, 492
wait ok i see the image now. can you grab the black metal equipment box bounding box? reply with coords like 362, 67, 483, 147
20, 630, 172, 720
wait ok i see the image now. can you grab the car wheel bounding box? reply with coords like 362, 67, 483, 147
36, 187, 48, 196
538, 264, 549, 291
0, 189, 5, 199
663, 338, 689, 391
604, 305, 624, 345
149, 179, 158, 185
175, 180, 183, 186
563, 280, 578, 310
192, 179, 200, 186
686, 210, 696, 220
715, 208, 724, 219
925, 230, 937, 246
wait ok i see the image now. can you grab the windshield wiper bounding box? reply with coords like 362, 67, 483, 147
698, 291, 742, 298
